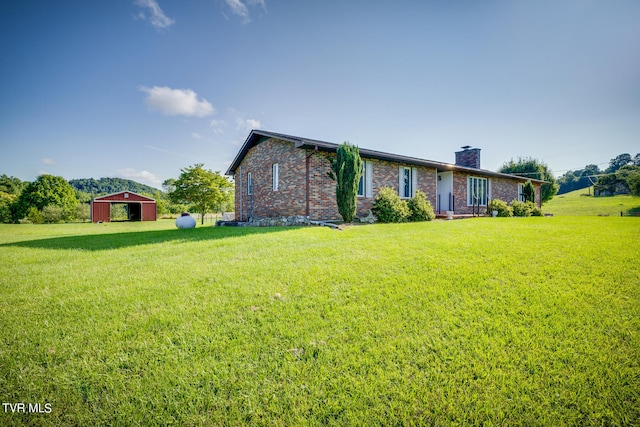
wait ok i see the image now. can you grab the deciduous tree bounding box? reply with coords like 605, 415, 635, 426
15, 175, 78, 221
499, 157, 558, 204
605, 153, 632, 173
169, 164, 233, 225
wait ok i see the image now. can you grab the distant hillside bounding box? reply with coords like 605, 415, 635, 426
544, 187, 640, 216
69, 178, 162, 197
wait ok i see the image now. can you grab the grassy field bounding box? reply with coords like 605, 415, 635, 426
544, 187, 640, 216
1, 218, 639, 425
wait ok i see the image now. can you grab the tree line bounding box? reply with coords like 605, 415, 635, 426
0, 165, 234, 224
557, 153, 640, 195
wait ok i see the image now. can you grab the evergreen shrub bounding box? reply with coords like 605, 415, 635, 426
487, 199, 512, 217
511, 200, 531, 217
407, 190, 435, 221
372, 187, 410, 223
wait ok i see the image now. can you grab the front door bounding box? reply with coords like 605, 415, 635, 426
437, 172, 453, 213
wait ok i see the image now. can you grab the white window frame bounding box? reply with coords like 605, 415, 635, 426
247, 172, 253, 196
272, 163, 279, 191
358, 163, 365, 197
399, 166, 417, 198
518, 183, 525, 202
357, 161, 373, 198
467, 176, 488, 206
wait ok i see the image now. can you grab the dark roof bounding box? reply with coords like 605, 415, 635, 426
226, 130, 548, 184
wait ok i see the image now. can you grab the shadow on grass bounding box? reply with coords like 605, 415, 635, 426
0, 226, 290, 251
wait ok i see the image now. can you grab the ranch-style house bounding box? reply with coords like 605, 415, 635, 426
226, 130, 545, 222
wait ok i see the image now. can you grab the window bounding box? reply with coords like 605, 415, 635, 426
357, 163, 365, 197
467, 176, 488, 206
247, 172, 253, 196
399, 166, 417, 198
518, 183, 525, 202
357, 161, 373, 197
272, 163, 279, 191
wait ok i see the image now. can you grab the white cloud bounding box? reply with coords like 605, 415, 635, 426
227, 108, 261, 132
223, 0, 266, 23
140, 86, 214, 117
41, 158, 56, 165
210, 119, 226, 134
135, 0, 174, 30
116, 168, 162, 185
191, 132, 202, 139
225, 0, 249, 20
236, 117, 261, 132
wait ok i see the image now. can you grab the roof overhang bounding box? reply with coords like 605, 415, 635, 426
226, 130, 548, 184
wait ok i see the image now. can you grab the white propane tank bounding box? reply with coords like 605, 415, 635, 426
176, 213, 196, 229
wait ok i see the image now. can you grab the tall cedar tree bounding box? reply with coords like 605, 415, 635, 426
169, 164, 233, 224
328, 143, 363, 223
523, 180, 536, 203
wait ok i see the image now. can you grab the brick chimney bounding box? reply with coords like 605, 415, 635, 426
455, 146, 481, 169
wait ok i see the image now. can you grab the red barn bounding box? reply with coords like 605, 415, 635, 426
91, 191, 157, 223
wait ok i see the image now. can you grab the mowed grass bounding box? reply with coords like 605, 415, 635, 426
0, 218, 638, 426
544, 187, 640, 216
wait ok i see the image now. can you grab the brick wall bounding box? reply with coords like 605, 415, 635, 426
452, 173, 470, 214
307, 150, 339, 220
234, 138, 307, 221
234, 138, 438, 221
451, 173, 542, 214
455, 148, 481, 168
491, 176, 521, 206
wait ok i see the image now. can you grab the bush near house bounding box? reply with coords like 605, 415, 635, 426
487, 199, 513, 217
373, 188, 436, 223
407, 190, 436, 222
511, 200, 543, 217
511, 200, 533, 217
371, 187, 410, 223
488, 199, 542, 217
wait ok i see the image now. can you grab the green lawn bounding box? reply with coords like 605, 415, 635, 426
1, 218, 639, 425
544, 187, 640, 216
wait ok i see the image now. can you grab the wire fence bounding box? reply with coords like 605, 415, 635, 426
185, 213, 236, 225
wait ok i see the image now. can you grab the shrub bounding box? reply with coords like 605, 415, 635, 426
511, 200, 533, 217
75, 203, 91, 222
487, 199, 512, 217
25, 206, 44, 224
407, 190, 435, 221
511, 200, 541, 217
531, 205, 543, 216
41, 204, 65, 223
372, 187, 410, 223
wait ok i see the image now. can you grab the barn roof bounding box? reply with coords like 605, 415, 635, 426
225, 130, 548, 184
92, 191, 155, 202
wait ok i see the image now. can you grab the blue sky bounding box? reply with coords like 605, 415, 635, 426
1, 0, 638, 188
